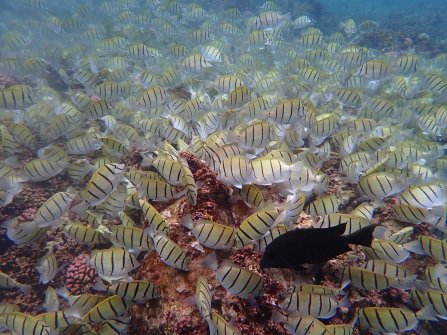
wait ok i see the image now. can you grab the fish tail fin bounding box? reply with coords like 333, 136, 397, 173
345, 224, 378, 247
432, 263, 447, 278
19, 283, 31, 295
403, 239, 424, 255
338, 294, 351, 308
206, 318, 216, 335
71, 201, 89, 217
202, 251, 219, 271
393, 275, 417, 290
415, 279, 431, 292
271, 310, 287, 323
181, 214, 194, 230
56, 286, 71, 299
92, 278, 109, 292
416, 304, 439, 321
1, 217, 18, 229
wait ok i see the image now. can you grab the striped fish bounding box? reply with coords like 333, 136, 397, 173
0, 271, 30, 294
0, 301, 20, 313
265, 99, 304, 124
152, 233, 189, 271
95, 188, 126, 218
8, 123, 36, 149
231, 120, 273, 149
351, 202, 374, 220
181, 54, 212, 72
64, 220, 107, 244
217, 156, 253, 188
100, 137, 130, 158
424, 72, 447, 96
35, 251, 58, 284
326, 323, 354, 335
4, 220, 48, 245
361, 259, 413, 278
204, 252, 264, 298
134, 178, 184, 202
139, 199, 169, 233
85, 99, 112, 120
101, 225, 153, 254
253, 225, 290, 253
315, 213, 371, 235
334, 88, 362, 107
118, 211, 136, 227
358, 306, 432, 333
35, 312, 74, 332
387, 226, 413, 245
180, 158, 197, 206
357, 172, 405, 203
0, 126, 19, 155
0, 84, 35, 109
73, 163, 125, 213
392, 204, 439, 224
254, 11, 289, 30
411, 288, 447, 319
0, 312, 50, 335
44, 286, 59, 312
33, 192, 75, 227
271, 311, 332, 335
281, 165, 324, 194
281, 291, 349, 318
19, 159, 68, 182
214, 75, 243, 93
422, 264, 447, 293
225, 85, 251, 109
341, 266, 416, 290
364, 239, 410, 263
94, 279, 159, 303
182, 215, 235, 250
251, 157, 294, 185
399, 183, 447, 209
38, 144, 69, 163
60, 291, 106, 317
285, 284, 344, 297
237, 184, 265, 207
404, 236, 447, 262
94, 81, 122, 100
97, 319, 129, 335
89, 247, 139, 283
66, 134, 103, 155
151, 156, 184, 186
357, 60, 392, 79
283, 191, 305, 225
306, 194, 341, 218
67, 159, 93, 183
194, 276, 212, 325
81, 295, 132, 324
235, 205, 282, 247
210, 312, 242, 335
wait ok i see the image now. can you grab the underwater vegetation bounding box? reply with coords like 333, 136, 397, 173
1, 0, 447, 335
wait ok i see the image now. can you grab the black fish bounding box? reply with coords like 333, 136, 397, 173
260, 223, 379, 271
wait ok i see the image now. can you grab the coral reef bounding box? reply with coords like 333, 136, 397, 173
65, 254, 97, 295
129, 153, 290, 335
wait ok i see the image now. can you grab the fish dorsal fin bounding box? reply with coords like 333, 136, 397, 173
323, 222, 347, 236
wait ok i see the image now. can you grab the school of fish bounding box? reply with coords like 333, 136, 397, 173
1, 0, 447, 334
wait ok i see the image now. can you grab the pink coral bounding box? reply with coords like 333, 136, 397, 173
65, 254, 97, 295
